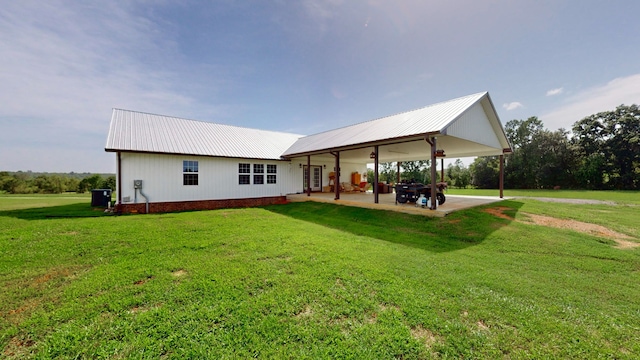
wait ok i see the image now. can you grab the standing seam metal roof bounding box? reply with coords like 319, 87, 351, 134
105, 109, 304, 160
105, 92, 505, 160
281, 92, 487, 157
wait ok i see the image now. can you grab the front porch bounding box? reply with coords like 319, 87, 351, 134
286, 191, 508, 217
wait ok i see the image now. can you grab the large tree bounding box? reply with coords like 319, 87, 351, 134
470, 156, 500, 189
504, 117, 577, 189
572, 104, 640, 189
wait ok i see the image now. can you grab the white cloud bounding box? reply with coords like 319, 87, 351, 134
0, 2, 220, 172
540, 73, 640, 131
503, 102, 523, 111
546, 87, 563, 96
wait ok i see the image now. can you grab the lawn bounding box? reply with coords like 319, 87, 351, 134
1, 192, 639, 359
446, 188, 640, 205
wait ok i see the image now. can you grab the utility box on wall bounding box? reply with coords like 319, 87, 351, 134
134, 180, 143, 189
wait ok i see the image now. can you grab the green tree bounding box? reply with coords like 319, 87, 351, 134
504, 117, 544, 189
77, 174, 103, 193
400, 160, 430, 183
101, 176, 116, 191
379, 162, 397, 183
572, 104, 640, 189
470, 156, 500, 189
446, 159, 471, 188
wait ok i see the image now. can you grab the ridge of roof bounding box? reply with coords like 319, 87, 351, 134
106, 109, 303, 160
111, 108, 305, 138
298, 91, 488, 139
281, 92, 488, 157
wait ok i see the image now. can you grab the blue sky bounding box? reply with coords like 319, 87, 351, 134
1, 0, 639, 173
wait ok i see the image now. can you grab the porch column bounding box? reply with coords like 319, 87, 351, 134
373, 145, 379, 204
429, 137, 438, 210
441, 158, 444, 182
116, 152, 122, 206
333, 151, 340, 200
306, 155, 311, 196
499, 154, 504, 199
397, 162, 401, 183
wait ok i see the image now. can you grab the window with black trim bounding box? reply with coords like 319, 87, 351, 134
253, 164, 264, 185
183, 160, 199, 185
239, 163, 250, 185
267, 164, 277, 184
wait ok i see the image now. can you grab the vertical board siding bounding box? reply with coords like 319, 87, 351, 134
446, 103, 502, 149
119, 153, 304, 204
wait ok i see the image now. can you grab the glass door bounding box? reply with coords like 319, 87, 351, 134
303, 166, 322, 192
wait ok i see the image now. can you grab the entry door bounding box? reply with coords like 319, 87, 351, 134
303, 166, 322, 192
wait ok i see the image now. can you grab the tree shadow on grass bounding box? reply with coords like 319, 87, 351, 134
0, 203, 112, 220
263, 200, 523, 253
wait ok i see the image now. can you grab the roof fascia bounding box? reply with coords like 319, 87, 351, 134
483, 92, 513, 152
281, 131, 440, 159
105, 148, 290, 162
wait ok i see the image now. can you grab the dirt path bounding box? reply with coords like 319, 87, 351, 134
512, 197, 617, 205
484, 206, 639, 250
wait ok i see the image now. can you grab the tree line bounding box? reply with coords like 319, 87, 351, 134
0, 172, 116, 194
3, 104, 638, 193
368, 104, 639, 190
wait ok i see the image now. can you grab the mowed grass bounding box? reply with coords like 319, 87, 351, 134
446, 188, 640, 205
1, 193, 639, 358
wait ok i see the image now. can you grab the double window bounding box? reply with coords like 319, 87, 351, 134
183, 160, 198, 185
238, 163, 276, 185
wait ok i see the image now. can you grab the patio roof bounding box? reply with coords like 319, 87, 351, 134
282, 92, 511, 162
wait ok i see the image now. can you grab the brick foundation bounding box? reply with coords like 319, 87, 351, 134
116, 196, 288, 214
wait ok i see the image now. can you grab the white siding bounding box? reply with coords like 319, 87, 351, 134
118, 153, 303, 204
285, 159, 367, 192
445, 102, 502, 149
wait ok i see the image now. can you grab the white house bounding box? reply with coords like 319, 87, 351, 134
105, 92, 511, 213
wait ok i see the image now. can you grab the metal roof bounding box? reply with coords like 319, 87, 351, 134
105, 92, 510, 162
281, 92, 498, 158
105, 109, 303, 160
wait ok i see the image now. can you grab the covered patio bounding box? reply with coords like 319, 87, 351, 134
282, 92, 512, 211
287, 191, 508, 217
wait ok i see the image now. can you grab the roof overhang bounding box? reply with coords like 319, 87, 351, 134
282, 92, 511, 163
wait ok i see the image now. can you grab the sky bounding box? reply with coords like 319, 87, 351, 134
1, 0, 639, 173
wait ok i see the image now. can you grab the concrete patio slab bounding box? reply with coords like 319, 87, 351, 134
286, 192, 510, 217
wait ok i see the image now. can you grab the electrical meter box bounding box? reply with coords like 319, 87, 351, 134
134, 180, 143, 189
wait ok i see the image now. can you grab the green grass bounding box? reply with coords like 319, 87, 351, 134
1, 193, 639, 358
446, 188, 640, 205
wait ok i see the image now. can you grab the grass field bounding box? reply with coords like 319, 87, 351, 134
446, 188, 640, 205
1, 191, 639, 358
